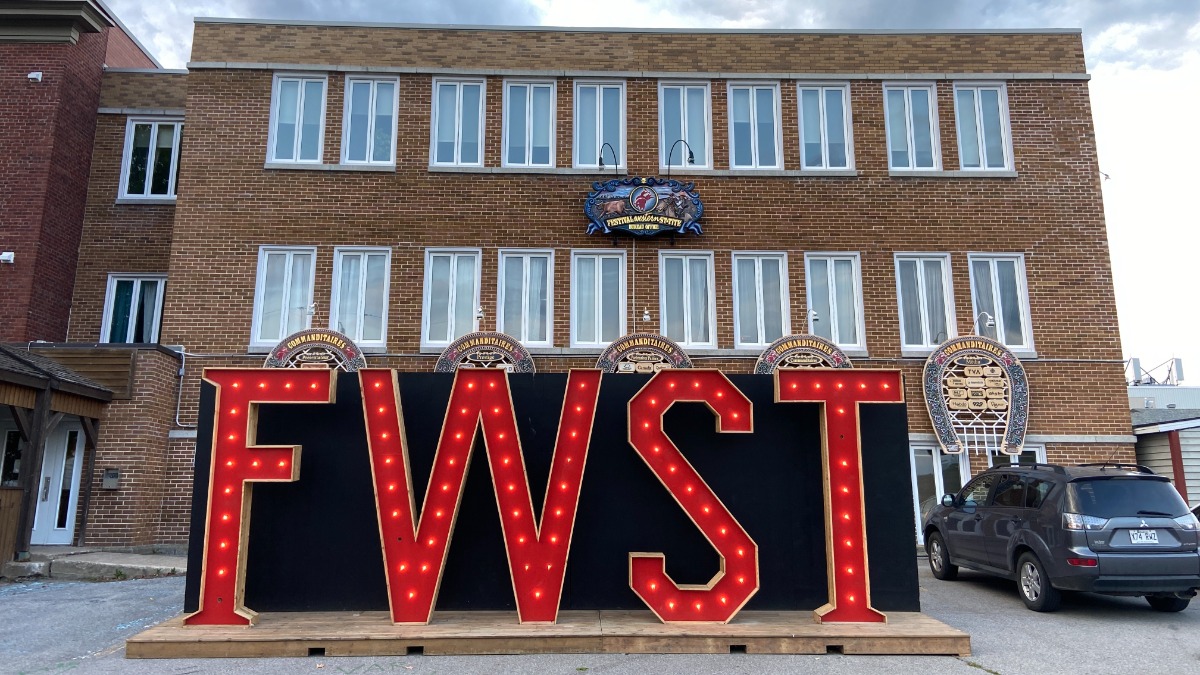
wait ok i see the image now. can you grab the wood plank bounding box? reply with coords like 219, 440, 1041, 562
126, 610, 971, 658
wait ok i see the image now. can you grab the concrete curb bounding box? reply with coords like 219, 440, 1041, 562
1, 550, 187, 582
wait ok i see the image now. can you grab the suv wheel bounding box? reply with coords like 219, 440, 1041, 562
1017, 552, 1061, 612
926, 532, 958, 580
1146, 596, 1191, 612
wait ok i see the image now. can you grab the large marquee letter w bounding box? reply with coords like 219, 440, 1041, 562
359, 369, 602, 624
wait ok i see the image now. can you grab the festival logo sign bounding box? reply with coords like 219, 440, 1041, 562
754, 335, 853, 374
435, 331, 535, 373
585, 177, 703, 236
595, 334, 693, 373
923, 336, 1029, 456
264, 329, 366, 371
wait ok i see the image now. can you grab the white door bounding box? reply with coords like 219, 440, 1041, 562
30, 423, 84, 546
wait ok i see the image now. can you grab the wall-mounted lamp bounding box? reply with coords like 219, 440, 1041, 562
665, 138, 695, 181
476, 305, 485, 320
0, 252, 14, 264
974, 311, 995, 334
27, 72, 43, 83
809, 309, 820, 323
598, 142, 619, 179
642, 308, 651, 322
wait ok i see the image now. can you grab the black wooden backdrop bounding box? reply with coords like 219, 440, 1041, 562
184, 373, 919, 613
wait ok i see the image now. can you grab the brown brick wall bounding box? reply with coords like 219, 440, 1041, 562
68, 112, 175, 342
190, 24, 1086, 74
98, 71, 187, 110
81, 348, 180, 547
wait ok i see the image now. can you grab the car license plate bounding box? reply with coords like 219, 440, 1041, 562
1130, 529, 1159, 545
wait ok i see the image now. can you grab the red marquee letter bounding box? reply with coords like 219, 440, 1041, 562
775, 368, 904, 623
185, 368, 336, 626
360, 368, 601, 624
626, 370, 758, 623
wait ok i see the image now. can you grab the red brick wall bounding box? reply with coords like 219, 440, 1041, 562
81, 348, 180, 547
103, 28, 157, 69
0, 31, 108, 342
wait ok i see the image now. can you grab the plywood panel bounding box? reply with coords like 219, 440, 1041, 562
0, 488, 22, 563
126, 610, 971, 658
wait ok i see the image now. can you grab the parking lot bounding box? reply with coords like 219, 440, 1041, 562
3, 561, 1197, 675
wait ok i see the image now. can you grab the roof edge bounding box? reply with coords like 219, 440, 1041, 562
193, 18, 1083, 36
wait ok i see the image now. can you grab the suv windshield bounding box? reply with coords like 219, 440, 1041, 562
1066, 477, 1190, 518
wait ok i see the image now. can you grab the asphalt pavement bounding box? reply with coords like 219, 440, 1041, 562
3, 562, 1197, 674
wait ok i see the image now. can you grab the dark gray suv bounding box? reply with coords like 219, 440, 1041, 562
923, 463, 1200, 612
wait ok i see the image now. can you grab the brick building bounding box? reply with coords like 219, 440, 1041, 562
2, 15, 1136, 560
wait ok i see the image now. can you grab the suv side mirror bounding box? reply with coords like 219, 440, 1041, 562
941, 494, 957, 508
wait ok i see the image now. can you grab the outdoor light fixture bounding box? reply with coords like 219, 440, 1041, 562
598, 142, 619, 178
974, 311, 995, 334
642, 308, 651, 322
666, 139, 695, 180
0, 252, 13, 264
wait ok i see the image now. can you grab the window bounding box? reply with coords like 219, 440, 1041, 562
503, 81, 555, 167
422, 249, 480, 348
728, 83, 781, 169
960, 474, 996, 507
571, 251, 625, 347
805, 253, 865, 351
659, 82, 711, 170
798, 84, 852, 169
660, 252, 716, 348
991, 474, 1025, 508
331, 248, 390, 348
342, 77, 397, 165
884, 84, 939, 170
574, 81, 624, 169
3, 430, 22, 488
955, 84, 1011, 170
101, 274, 165, 343
895, 254, 954, 351
269, 75, 326, 163
732, 253, 789, 348
969, 254, 1033, 351
431, 79, 485, 166
251, 247, 315, 349
119, 119, 182, 199
497, 250, 552, 345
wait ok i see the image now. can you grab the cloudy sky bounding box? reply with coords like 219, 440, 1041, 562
106, 0, 1200, 385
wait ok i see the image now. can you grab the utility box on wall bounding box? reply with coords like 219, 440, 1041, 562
101, 468, 120, 490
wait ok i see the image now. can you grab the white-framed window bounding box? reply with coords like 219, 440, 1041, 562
250, 246, 316, 350
883, 83, 939, 170
954, 83, 1012, 170
422, 248, 481, 348
118, 118, 182, 199
969, 254, 1034, 352
660, 251, 716, 348
574, 81, 625, 170
342, 77, 398, 165
728, 83, 782, 169
502, 80, 555, 168
497, 249, 553, 346
909, 443, 1048, 544
895, 253, 955, 351
431, 79, 485, 167
804, 253, 866, 352
571, 250, 626, 347
100, 274, 166, 343
732, 252, 789, 348
659, 82, 711, 170
268, 75, 327, 163
331, 247, 390, 349
797, 84, 853, 170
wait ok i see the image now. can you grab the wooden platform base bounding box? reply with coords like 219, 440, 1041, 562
126, 610, 970, 658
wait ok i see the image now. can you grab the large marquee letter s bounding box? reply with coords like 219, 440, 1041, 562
185, 368, 336, 626
775, 368, 904, 623
626, 370, 758, 623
